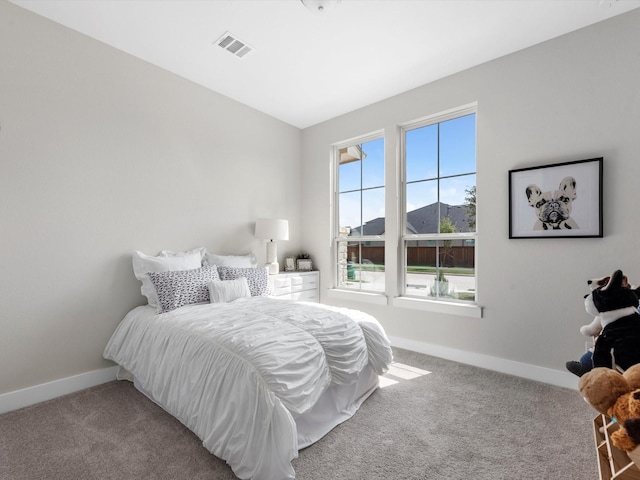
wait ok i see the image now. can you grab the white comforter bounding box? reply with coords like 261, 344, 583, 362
103, 296, 392, 480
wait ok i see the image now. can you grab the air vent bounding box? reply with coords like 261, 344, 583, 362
215, 32, 253, 58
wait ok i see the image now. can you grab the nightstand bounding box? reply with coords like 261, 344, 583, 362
269, 271, 319, 302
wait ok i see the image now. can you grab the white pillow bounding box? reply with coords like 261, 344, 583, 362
208, 277, 251, 303
159, 247, 206, 259
204, 252, 257, 268
132, 248, 205, 307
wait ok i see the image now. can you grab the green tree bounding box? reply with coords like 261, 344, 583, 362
464, 185, 476, 230
430, 269, 450, 297
439, 217, 456, 268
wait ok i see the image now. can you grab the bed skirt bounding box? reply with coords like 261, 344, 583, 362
118, 363, 380, 450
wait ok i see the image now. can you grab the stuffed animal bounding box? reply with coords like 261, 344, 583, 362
584, 270, 640, 371
566, 270, 640, 377
581, 271, 640, 336
623, 418, 640, 451
579, 365, 640, 452
587, 273, 639, 292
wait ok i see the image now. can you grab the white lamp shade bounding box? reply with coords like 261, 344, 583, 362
255, 218, 289, 241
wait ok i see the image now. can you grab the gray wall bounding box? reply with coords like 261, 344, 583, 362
302, 9, 640, 373
0, 1, 302, 395
2, 1, 639, 398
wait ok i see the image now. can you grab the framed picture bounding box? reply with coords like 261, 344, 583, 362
284, 256, 296, 272
509, 157, 603, 239
297, 259, 313, 271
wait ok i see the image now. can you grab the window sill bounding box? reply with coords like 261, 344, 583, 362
327, 289, 388, 305
391, 296, 483, 318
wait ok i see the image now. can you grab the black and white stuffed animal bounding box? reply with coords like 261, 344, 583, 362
587, 270, 640, 370
581, 272, 640, 336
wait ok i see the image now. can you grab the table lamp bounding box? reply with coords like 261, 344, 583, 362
255, 218, 289, 275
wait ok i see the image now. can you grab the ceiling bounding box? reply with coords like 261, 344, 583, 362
10, 0, 640, 129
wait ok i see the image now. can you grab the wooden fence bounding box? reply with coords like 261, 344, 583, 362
347, 246, 475, 268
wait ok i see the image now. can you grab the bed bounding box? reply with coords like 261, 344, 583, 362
103, 248, 393, 480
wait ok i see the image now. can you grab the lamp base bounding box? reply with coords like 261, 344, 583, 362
267, 261, 279, 275
266, 241, 279, 275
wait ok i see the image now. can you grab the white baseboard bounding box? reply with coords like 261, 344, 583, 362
0, 339, 578, 416
389, 336, 580, 391
0, 366, 119, 415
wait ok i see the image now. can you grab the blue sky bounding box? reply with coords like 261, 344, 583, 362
339, 137, 385, 230
339, 113, 476, 230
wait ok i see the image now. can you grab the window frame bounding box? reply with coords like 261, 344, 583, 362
332, 130, 386, 294
328, 106, 482, 318
399, 104, 478, 306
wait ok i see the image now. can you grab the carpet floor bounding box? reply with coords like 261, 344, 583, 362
0, 348, 598, 479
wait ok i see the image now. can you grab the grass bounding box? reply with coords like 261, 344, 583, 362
455, 292, 476, 301
406, 266, 473, 275
345, 264, 476, 301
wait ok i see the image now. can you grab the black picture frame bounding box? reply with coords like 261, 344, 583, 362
508, 157, 603, 239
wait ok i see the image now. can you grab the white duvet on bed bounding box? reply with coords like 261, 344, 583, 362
103, 296, 392, 480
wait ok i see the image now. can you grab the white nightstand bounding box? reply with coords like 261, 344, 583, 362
269, 271, 319, 302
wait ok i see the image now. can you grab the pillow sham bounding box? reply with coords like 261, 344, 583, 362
218, 266, 270, 297
132, 248, 205, 307
208, 277, 251, 304
148, 264, 220, 313
158, 247, 206, 256
204, 252, 257, 268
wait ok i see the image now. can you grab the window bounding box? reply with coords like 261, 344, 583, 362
401, 107, 477, 303
334, 135, 385, 292
330, 105, 478, 314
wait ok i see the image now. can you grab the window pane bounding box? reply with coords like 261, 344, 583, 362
339, 158, 360, 193
405, 241, 475, 301
406, 180, 438, 234
339, 191, 360, 233
439, 174, 476, 233
362, 138, 384, 190
406, 124, 438, 183
439, 114, 476, 178
337, 241, 385, 292
362, 187, 384, 236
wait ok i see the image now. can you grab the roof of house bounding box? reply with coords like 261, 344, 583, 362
349, 202, 472, 236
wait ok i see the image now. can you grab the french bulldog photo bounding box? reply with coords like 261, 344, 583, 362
525, 176, 579, 230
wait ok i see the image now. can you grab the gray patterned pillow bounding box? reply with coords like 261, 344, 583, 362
148, 265, 220, 313
217, 266, 270, 296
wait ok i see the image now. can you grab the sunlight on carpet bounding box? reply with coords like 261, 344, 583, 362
379, 361, 431, 388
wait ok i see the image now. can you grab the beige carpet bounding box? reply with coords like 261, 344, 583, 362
0, 348, 598, 479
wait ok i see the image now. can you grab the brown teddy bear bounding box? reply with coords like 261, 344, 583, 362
579, 364, 640, 451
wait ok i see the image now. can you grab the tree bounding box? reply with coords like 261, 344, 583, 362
430, 269, 450, 297
464, 185, 476, 230
439, 217, 456, 268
